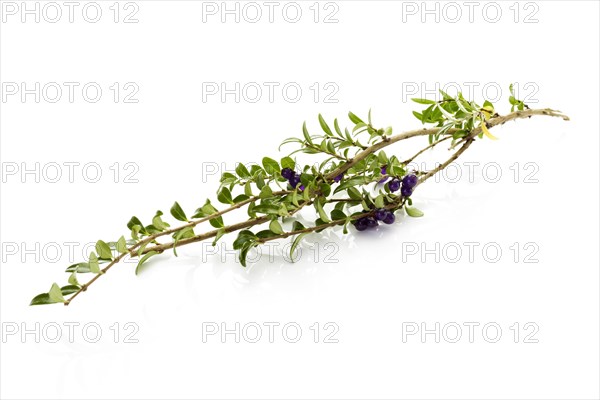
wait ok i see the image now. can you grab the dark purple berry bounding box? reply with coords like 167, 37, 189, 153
281, 168, 294, 180
355, 218, 368, 231
379, 166, 389, 184
382, 212, 395, 225
402, 174, 418, 189
365, 217, 378, 228
401, 185, 413, 197
289, 174, 301, 188
299, 184, 305, 191
375, 209, 388, 221
333, 173, 344, 183
388, 178, 401, 192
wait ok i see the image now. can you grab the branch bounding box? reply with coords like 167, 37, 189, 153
56, 107, 569, 306
325, 108, 569, 181
418, 138, 475, 184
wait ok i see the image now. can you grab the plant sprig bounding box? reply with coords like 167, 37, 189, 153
30, 86, 570, 306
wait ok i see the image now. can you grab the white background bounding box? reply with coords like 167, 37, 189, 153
1, 1, 599, 399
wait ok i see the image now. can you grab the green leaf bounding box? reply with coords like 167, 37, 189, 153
252, 203, 281, 215
48, 283, 65, 303
95, 240, 112, 260
233, 230, 257, 250
412, 98, 436, 105
348, 111, 363, 124
172, 227, 195, 257
347, 187, 362, 201
262, 157, 280, 175
314, 218, 328, 232
292, 221, 306, 231
291, 190, 300, 207
482, 100, 494, 114
318, 114, 333, 135
331, 209, 346, 221
334, 176, 367, 194
315, 199, 331, 223
334, 118, 343, 137
278, 203, 289, 217
210, 216, 225, 229
269, 219, 284, 235
130, 225, 142, 240
239, 242, 257, 267
30, 293, 54, 306
235, 163, 250, 179
374, 194, 385, 209
259, 185, 273, 199
170, 201, 188, 222
405, 206, 424, 217
218, 187, 234, 204
193, 199, 218, 218
439, 89, 453, 101
280, 156, 295, 170
279, 137, 303, 151
392, 168, 406, 180
116, 236, 128, 254
436, 103, 458, 122
89, 252, 100, 274
319, 182, 332, 197
212, 228, 226, 246
68, 272, 79, 286
352, 121, 367, 133
244, 181, 253, 197
233, 194, 249, 204
152, 211, 170, 231
302, 121, 313, 144
61, 285, 80, 296
135, 251, 158, 275
65, 262, 91, 273
255, 172, 265, 189
127, 216, 143, 231
290, 233, 308, 262
256, 230, 277, 239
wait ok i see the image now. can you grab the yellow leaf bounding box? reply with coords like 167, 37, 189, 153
481, 121, 498, 140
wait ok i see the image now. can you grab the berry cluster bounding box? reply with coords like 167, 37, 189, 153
387, 173, 418, 197
281, 168, 304, 190
354, 208, 396, 231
